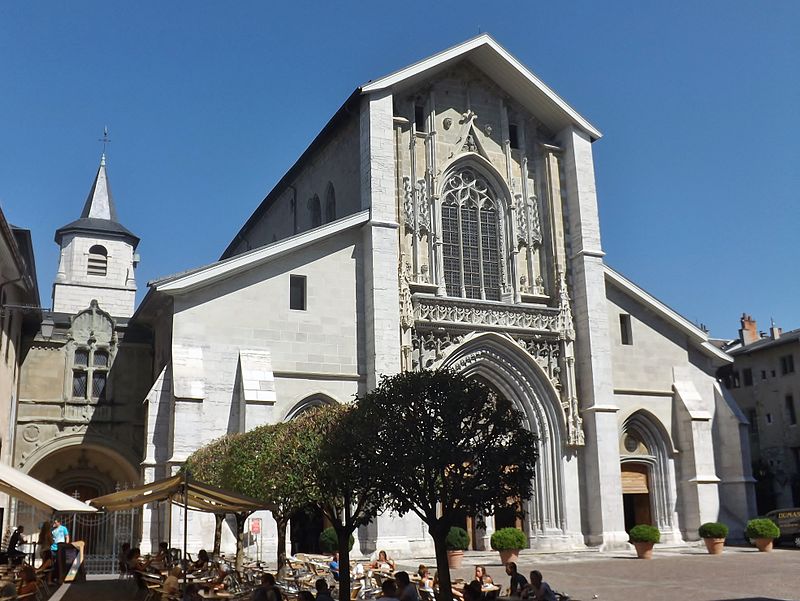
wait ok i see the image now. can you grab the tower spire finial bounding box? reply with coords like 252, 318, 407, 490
98, 126, 111, 164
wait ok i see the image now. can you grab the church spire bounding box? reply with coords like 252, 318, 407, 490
79, 154, 119, 222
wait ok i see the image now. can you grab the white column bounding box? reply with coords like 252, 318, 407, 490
557, 126, 627, 549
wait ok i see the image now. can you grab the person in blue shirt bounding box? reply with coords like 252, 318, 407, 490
329, 551, 340, 581
50, 519, 70, 552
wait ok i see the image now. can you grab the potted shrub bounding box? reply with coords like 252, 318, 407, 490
446, 526, 469, 568
629, 524, 660, 559
745, 518, 781, 552
319, 527, 354, 553
490, 527, 527, 564
698, 522, 728, 555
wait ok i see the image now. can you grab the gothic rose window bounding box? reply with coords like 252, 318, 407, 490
441, 168, 502, 300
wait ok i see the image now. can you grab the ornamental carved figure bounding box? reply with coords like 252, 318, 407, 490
516, 194, 542, 248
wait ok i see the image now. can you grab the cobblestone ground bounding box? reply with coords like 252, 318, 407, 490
55, 545, 799, 601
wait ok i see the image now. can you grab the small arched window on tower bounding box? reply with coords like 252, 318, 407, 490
87, 245, 108, 276
309, 195, 321, 228
324, 183, 336, 223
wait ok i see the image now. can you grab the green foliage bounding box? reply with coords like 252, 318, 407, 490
184, 435, 236, 487
359, 369, 539, 601
629, 524, 661, 543
698, 522, 729, 539
445, 527, 469, 551
745, 518, 780, 540
490, 527, 527, 550
319, 527, 354, 553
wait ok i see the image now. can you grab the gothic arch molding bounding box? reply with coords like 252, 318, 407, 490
621, 410, 681, 539
437, 153, 513, 205
438, 331, 571, 538
283, 392, 338, 421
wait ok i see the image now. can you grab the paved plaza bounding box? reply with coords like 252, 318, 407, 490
51, 544, 798, 601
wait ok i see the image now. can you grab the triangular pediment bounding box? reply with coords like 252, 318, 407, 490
362, 34, 601, 140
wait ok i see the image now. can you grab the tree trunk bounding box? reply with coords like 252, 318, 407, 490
431, 522, 454, 601
275, 516, 288, 570
235, 513, 247, 575
337, 527, 352, 601
213, 514, 225, 557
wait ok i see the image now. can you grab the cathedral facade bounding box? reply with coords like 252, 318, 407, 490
129, 36, 756, 557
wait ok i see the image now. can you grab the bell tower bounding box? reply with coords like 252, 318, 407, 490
52, 154, 139, 317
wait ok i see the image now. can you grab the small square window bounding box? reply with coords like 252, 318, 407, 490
94, 350, 109, 367
619, 314, 633, 346
74, 349, 89, 366
289, 275, 306, 311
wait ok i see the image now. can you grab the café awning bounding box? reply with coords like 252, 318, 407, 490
0, 462, 97, 513
88, 474, 266, 514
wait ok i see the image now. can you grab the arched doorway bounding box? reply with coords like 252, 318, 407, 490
439, 332, 582, 549
284, 394, 337, 554
620, 411, 681, 541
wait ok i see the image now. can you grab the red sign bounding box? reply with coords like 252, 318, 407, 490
250, 518, 262, 534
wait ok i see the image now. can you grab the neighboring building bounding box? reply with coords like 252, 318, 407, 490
722, 314, 800, 512
12, 155, 152, 524
0, 205, 40, 530
132, 35, 754, 557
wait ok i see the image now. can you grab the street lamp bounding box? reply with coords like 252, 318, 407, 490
40, 317, 55, 340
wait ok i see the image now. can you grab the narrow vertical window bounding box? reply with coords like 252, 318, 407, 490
766, 412, 773, 425
87, 245, 108, 276
619, 314, 633, 345
743, 368, 753, 387
92, 372, 107, 400
290, 275, 306, 311
441, 201, 461, 296
509, 124, 520, 149
414, 104, 426, 132
309, 196, 321, 228
72, 371, 87, 398
781, 354, 795, 375
786, 395, 797, 426
325, 183, 336, 223
747, 409, 758, 435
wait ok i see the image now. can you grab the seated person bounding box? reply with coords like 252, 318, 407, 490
17, 565, 38, 596
505, 562, 527, 597
37, 549, 54, 581
377, 578, 401, 601
474, 566, 493, 585
162, 565, 183, 599
463, 581, 483, 601
329, 551, 340, 581
315, 578, 335, 601
6, 525, 26, 564
417, 565, 433, 591
352, 561, 365, 581
0, 580, 16, 598
192, 549, 210, 571
299, 593, 315, 601
126, 547, 144, 571
147, 541, 170, 569
524, 571, 556, 601
372, 550, 395, 571
395, 571, 420, 601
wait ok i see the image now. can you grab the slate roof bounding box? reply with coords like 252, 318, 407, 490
55, 156, 139, 247
728, 328, 800, 356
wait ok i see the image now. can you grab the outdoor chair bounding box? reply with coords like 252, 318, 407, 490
350, 584, 362, 601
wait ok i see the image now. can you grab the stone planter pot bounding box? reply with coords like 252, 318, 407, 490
447, 550, 464, 569
754, 538, 774, 552
703, 538, 725, 555
498, 549, 520, 565
633, 541, 655, 559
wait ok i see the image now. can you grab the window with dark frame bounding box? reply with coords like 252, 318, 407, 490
290, 275, 306, 311
781, 354, 795, 375
414, 104, 426, 132
786, 395, 797, 426
72, 346, 110, 401
748, 409, 758, 435
743, 368, 753, 387
619, 314, 633, 346
761, 370, 767, 380
509, 124, 520, 149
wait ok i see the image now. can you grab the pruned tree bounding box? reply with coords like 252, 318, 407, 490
360, 369, 539, 601
299, 405, 385, 601
185, 434, 236, 556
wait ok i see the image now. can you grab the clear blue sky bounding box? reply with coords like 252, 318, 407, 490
1, 1, 797, 338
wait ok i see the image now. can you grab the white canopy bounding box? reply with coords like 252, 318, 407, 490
0, 462, 97, 513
